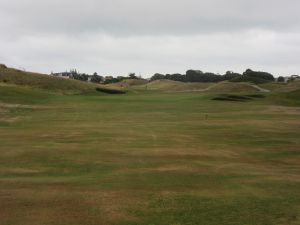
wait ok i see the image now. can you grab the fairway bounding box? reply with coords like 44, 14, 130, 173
1, 88, 300, 225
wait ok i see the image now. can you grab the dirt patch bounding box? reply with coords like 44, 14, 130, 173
268, 105, 300, 114
0, 116, 28, 123
1, 168, 44, 174
0, 102, 52, 110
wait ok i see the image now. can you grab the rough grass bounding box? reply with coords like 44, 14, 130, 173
106, 79, 148, 89
132, 80, 268, 93
0, 67, 100, 94
267, 88, 300, 106
134, 79, 212, 91
0, 84, 53, 104
260, 80, 300, 92
0, 87, 300, 225
206, 81, 265, 92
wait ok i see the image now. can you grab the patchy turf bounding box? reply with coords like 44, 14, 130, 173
206, 81, 267, 92
0, 85, 300, 225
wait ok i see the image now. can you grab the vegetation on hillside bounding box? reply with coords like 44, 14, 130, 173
150, 69, 275, 84
0, 66, 124, 94
0, 67, 100, 93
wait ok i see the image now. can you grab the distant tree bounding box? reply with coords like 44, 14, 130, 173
186, 70, 203, 82
91, 74, 103, 83
149, 69, 275, 84
151, 73, 165, 81
73, 73, 89, 81
165, 73, 186, 82
243, 69, 275, 81
223, 71, 242, 81
277, 76, 285, 82
70, 69, 78, 75
0, 64, 7, 69
186, 70, 223, 82
80, 73, 89, 81
129, 73, 137, 79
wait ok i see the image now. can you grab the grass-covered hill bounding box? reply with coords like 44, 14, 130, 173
132, 79, 270, 93
133, 79, 212, 91
260, 80, 300, 92
106, 79, 148, 89
205, 82, 270, 92
0, 66, 99, 94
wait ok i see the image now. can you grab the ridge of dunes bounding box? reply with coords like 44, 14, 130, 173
136, 79, 269, 92
0, 66, 99, 94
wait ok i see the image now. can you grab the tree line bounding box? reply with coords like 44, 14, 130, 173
151, 69, 275, 84
66, 69, 139, 84
61, 68, 279, 84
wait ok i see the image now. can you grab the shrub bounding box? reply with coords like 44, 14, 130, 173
0, 64, 7, 69
277, 76, 285, 82
230, 75, 271, 84
243, 69, 275, 81
151, 73, 166, 81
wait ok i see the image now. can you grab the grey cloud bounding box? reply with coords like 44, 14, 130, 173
0, 0, 299, 76
1, 0, 300, 37
1, 30, 299, 76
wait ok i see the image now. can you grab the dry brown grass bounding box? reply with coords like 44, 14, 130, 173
135, 79, 212, 91
206, 82, 263, 92
0, 187, 143, 225
106, 79, 148, 89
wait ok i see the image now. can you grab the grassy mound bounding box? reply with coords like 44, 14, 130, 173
106, 79, 148, 89
137, 79, 212, 91
259, 82, 288, 92
137, 80, 268, 93
268, 88, 300, 106
260, 80, 300, 93
207, 82, 264, 92
0, 66, 98, 94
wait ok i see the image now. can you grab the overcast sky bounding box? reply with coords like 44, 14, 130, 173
0, 0, 299, 77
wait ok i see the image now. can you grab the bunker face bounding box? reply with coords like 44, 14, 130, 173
212, 94, 264, 102
96, 87, 126, 94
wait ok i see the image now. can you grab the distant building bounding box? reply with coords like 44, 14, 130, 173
104, 76, 114, 81
290, 75, 300, 81
51, 72, 72, 79
279, 76, 290, 83
87, 76, 93, 82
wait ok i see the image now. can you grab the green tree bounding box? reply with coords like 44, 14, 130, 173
129, 73, 137, 79
277, 76, 285, 82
